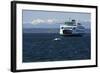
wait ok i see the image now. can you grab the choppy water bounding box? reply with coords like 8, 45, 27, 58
23, 33, 91, 62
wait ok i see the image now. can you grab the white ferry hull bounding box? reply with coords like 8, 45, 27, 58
60, 25, 85, 36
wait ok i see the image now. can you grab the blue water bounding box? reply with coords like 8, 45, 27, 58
23, 33, 91, 62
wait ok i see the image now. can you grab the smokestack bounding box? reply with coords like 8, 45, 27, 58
72, 19, 76, 25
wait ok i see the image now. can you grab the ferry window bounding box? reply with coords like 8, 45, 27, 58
61, 27, 64, 29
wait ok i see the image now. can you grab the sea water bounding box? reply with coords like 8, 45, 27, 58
23, 32, 91, 62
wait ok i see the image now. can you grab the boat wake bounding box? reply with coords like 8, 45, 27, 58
53, 38, 61, 41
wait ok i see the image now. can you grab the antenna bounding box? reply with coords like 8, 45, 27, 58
69, 17, 70, 21
69, 17, 71, 21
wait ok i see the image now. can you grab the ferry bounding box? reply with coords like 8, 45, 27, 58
60, 20, 85, 36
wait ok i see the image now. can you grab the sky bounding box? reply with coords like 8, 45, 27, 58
23, 10, 91, 28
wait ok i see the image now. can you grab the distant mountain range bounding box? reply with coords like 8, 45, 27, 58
23, 21, 90, 33
23, 21, 90, 29
23, 23, 60, 29
23, 28, 59, 33
23, 28, 90, 33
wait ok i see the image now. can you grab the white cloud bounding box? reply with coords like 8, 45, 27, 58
31, 18, 60, 25
32, 19, 45, 24
47, 19, 54, 23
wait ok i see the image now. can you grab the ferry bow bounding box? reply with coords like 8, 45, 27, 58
60, 19, 85, 36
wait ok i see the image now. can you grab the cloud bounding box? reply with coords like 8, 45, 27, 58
47, 19, 54, 23
32, 19, 45, 24
31, 18, 59, 25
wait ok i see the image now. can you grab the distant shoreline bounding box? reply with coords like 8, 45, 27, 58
23, 28, 90, 33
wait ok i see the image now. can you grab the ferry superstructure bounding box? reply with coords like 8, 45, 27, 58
60, 20, 85, 35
